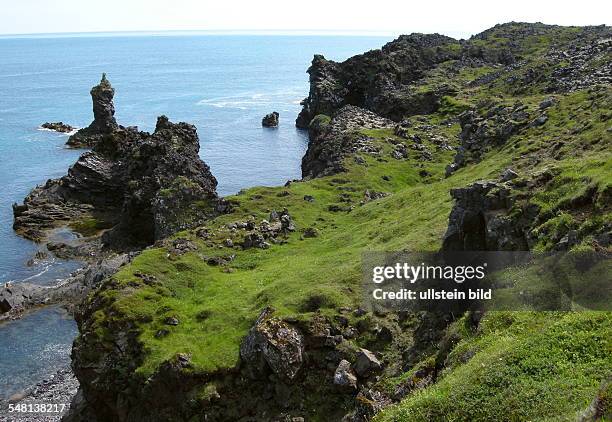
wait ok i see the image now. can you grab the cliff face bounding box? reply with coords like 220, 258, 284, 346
296, 34, 462, 127
296, 23, 611, 130
66, 22, 611, 422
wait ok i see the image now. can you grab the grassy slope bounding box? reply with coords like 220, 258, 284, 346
86, 26, 611, 420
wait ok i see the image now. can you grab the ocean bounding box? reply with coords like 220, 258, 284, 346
0, 34, 392, 398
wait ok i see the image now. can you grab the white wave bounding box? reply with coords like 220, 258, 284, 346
197, 88, 306, 109
13, 264, 52, 283
37, 126, 79, 136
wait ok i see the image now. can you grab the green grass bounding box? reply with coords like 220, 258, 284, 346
89, 97, 610, 374
80, 57, 612, 419
374, 312, 612, 422
69, 216, 114, 237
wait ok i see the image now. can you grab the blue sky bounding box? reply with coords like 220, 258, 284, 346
2, 0, 610, 36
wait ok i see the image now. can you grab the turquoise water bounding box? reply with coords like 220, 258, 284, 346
0, 34, 392, 398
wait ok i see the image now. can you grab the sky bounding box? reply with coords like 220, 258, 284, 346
1, 0, 610, 37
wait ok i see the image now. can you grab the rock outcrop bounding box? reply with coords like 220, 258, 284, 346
262, 111, 279, 127
69, 303, 390, 421
442, 173, 611, 253
0, 253, 131, 320
66, 74, 120, 148
445, 102, 532, 176
441, 181, 532, 251
240, 307, 305, 380
302, 105, 393, 178
41, 121, 74, 133
296, 24, 612, 131
15, 108, 219, 250
296, 34, 462, 127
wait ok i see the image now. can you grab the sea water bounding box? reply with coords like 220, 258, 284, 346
0, 33, 391, 398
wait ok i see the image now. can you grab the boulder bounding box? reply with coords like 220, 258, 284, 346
352, 348, 382, 377
539, 97, 555, 109
280, 211, 295, 232
303, 227, 319, 238
240, 307, 305, 380
242, 232, 270, 249
262, 112, 279, 127
500, 168, 519, 181
333, 360, 357, 389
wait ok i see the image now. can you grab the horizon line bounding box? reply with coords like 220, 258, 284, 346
0, 28, 472, 40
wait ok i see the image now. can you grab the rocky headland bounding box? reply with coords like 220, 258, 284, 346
14, 76, 220, 250
5, 76, 222, 320
7, 22, 612, 422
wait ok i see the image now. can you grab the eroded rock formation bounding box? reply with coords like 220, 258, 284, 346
67, 74, 120, 148
15, 107, 219, 251
41, 121, 74, 133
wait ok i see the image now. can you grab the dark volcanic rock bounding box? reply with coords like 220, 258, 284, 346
66, 74, 120, 148
446, 102, 531, 176
353, 348, 382, 377
106, 116, 219, 246
333, 359, 357, 389
441, 181, 533, 251
41, 121, 74, 133
14, 111, 219, 250
302, 105, 393, 178
296, 34, 462, 127
0, 253, 131, 319
545, 28, 612, 93
262, 111, 280, 127
240, 307, 305, 381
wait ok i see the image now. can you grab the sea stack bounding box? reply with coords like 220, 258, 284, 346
262, 111, 279, 127
88, 73, 118, 133
66, 73, 120, 148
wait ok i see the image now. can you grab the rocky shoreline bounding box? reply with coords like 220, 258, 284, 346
3, 74, 229, 414
7, 75, 224, 319
0, 367, 78, 422
5, 22, 611, 422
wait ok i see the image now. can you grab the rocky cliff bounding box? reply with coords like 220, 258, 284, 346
64, 22, 611, 422
14, 81, 219, 252
296, 23, 611, 129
